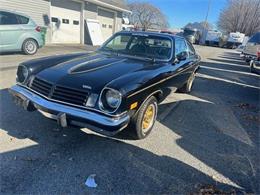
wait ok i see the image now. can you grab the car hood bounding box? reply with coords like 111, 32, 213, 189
37, 52, 152, 94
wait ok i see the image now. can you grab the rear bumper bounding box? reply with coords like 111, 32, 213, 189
9, 85, 130, 136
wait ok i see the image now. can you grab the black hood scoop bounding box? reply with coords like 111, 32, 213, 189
69, 58, 126, 74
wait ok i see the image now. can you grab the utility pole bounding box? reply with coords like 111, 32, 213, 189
201, 0, 211, 44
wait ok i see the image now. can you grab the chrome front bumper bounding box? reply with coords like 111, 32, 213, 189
9, 85, 130, 136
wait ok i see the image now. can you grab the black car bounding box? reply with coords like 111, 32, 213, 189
10, 31, 200, 139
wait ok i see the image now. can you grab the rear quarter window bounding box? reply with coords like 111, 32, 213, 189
16, 15, 29, 24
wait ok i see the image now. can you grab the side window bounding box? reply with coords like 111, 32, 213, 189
175, 38, 187, 57
186, 41, 196, 56
0, 11, 19, 25
106, 35, 131, 50
16, 15, 29, 24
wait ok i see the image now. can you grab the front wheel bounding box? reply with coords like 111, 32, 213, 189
131, 96, 158, 139
22, 39, 38, 55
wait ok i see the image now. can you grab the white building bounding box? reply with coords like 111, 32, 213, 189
1, 0, 130, 45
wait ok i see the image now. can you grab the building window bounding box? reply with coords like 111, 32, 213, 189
51, 17, 58, 23
109, 25, 112, 29
73, 20, 79, 25
102, 24, 106, 28
62, 19, 69, 24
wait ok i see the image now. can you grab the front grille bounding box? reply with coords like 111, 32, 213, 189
30, 77, 52, 97
52, 85, 89, 106
30, 77, 89, 107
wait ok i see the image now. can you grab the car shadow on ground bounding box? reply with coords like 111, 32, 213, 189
158, 86, 259, 194
0, 87, 250, 194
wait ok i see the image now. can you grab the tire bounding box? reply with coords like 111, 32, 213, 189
178, 72, 195, 93
22, 39, 38, 55
131, 96, 158, 139
250, 61, 257, 74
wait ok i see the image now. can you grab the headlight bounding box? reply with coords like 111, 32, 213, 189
16, 65, 29, 83
106, 89, 122, 109
99, 88, 122, 112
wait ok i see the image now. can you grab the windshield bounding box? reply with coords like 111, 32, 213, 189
100, 34, 172, 60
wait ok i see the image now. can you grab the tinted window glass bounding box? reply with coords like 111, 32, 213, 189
17, 15, 29, 24
0, 11, 19, 25
175, 38, 187, 56
186, 41, 195, 56
101, 34, 172, 60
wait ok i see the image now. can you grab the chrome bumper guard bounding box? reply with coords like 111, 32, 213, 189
9, 85, 130, 136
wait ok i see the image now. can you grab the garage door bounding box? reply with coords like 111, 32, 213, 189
51, 0, 81, 44
97, 9, 114, 41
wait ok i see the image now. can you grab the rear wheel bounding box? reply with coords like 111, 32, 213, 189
131, 96, 158, 139
250, 61, 257, 73
22, 39, 38, 55
179, 72, 195, 93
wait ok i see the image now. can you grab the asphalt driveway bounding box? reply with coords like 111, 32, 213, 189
0, 45, 259, 194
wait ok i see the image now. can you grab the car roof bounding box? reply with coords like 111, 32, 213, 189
0, 9, 31, 18
117, 30, 183, 39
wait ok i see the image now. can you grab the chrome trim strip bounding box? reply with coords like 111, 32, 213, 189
18, 84, 127, 117
127, 65, 192, 98
10, 85, 130, 127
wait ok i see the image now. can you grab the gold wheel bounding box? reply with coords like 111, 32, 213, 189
142, 104, 155, 133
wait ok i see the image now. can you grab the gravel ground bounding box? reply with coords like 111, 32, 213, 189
0, 45, 259, 194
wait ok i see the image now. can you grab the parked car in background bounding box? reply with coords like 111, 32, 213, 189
0, 10, 43, 55
249, 48, 260, 74
242, 32, 260, 63
9, 31, 200, 139
183, 27, 201, 44
226, 32, 245, 49
205, 30, 222, 46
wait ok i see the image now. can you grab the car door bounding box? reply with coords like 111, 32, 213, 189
0, 11, 23, 51
171, 37, 192, 88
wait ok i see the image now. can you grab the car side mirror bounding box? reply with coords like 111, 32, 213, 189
175, 51, 188, 63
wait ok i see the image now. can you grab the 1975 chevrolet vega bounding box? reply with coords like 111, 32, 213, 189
10, 31, 200, 139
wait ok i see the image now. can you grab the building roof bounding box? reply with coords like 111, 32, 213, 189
87, 0, 131, 13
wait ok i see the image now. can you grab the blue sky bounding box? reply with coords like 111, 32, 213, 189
128, 0, 227, 29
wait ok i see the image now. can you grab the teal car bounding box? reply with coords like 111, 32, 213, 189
0, 10, 43, 55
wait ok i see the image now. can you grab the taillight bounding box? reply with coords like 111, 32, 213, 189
35, 26, 41, 32
257, 48, 260, 60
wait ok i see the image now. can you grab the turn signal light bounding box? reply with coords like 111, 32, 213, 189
130, 102, 138, 110
257, 48, 260, 60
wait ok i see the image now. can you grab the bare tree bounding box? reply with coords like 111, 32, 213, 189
128, 2, 169, 30
218, 0, 260, 36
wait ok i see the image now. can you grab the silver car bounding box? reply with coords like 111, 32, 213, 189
0, 10, 44, 55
